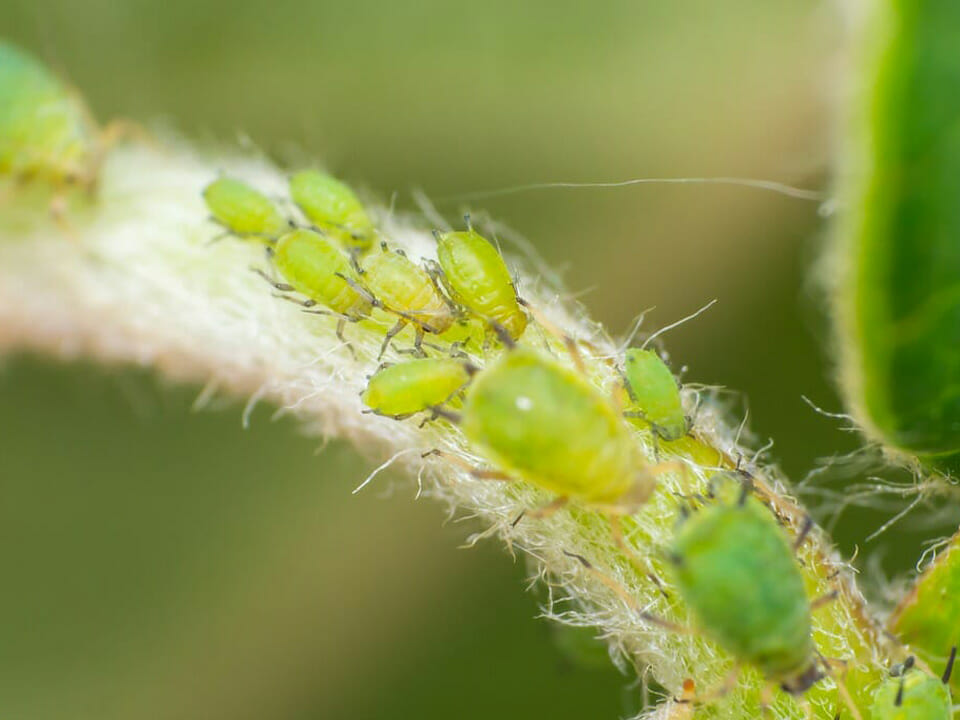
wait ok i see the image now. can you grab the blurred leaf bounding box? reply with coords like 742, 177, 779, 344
837, 0, 960, 474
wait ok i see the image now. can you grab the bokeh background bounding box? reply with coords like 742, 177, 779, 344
0, 1, 932, 718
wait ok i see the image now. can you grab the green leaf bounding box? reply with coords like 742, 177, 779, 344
837, 0, 960, 474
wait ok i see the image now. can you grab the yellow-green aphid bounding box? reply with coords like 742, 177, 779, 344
870, 651, 955, 720
0, 40, 125, 208
289, 170, 375, 255
359, 243, 457, 358
669, 477, 821, 699
259, 228, 373, 347
622, 348, 688, 441
203, 177, 289, 242
460, 347, 654, 507
432, 226, 527, 342
361, 358, 475, 419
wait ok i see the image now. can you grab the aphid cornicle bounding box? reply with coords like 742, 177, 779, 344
358, 243, 457, 358
870, 651, 955, 720
361, 358, 475, 419
458, 346, 654, 508
0, 41, 135, 216
431, 227, 528, 342
668, 476, 825, 703
203, 177, 289, 242
257, 228, 374, 346
289, 170, 375, 255
622, 348, 688, 442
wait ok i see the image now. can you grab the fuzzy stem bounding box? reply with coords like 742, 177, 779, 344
0, 142, 891, 718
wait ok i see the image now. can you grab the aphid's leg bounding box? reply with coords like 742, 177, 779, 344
819, 657, 863, 720
810, 590, 839, 611
412, 327, 428, 358
793, 515, 814, 550
335, 317, 358, 360
333, 272, 382, 308
252, 267, 296, 293
511, 496, 569, 528
562, 550, 688, 632
607, 515, 670, 599
379, 319, 407, 359
420, 449, 513, 481
518, 298, 586, 372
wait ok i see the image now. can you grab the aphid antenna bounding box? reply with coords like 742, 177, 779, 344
639, 298, 718, 351
614, 305, 657, 355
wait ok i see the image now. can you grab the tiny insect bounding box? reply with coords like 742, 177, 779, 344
289, 170, 376, 255
668, 474, 855, 715
446, 345, 656, 517
0, 41, 138, 221
358, 243, 457, 358
870, 651, 955, 720
361, 357, 475, 420
622, 348, 688, 442
254, 228, 374, 348
430, 223, 528, 342
203, 177, 289, 242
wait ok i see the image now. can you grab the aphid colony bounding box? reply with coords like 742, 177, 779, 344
204, 170, 928, 718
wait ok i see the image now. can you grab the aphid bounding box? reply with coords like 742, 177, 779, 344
0, 41, 137, 218
289, 170, 375, 255
870, 651, 955, 720
454, 346, 655, 511
202, 177, 289, 242
430, 224, 528, 342
622, 348, 688, 442
667, 475, 850, 713
255, 228, 374, 347
361, 358, 475, 419
358, 243, 457, 358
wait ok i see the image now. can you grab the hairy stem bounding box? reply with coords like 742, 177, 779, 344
0, 142, 891, 718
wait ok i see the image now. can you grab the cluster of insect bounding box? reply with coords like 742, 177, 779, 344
1, 37, 952, 720
202, 169, 955, 720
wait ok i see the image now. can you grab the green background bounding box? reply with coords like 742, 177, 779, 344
0, 2, 931, 718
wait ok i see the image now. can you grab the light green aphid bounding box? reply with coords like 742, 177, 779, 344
669, 475, 821, 699
359, 243, 457, 357
202, 177, 289, 241
361, 358, 474, 419
432, 226, 528, 342
0, 40, 129, 206
622, 348, 688, 441
289, 170, 375, 254
870, 652, 954, 720
459, 346, 654, 507
258, 228, 373, 347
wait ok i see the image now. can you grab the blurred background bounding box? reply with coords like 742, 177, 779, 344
0, 1, 930, 718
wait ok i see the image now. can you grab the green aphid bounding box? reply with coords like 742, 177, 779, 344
361, 358, 475, 419
871, 652, 955, 720
256, 228, 374, 347
0, 41, 132, 208
431, 226, 528, 342
203, 177, 289, 241
290, 170, 375, 255
622, 348, 688, 442
669, 476, 821, 698
359, 243, 457, 358
459, 346, 654, 507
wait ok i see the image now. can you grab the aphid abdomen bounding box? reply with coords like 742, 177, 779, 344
461, 348, 640, 504
870, 668, 952, 720
273, 229, 372, 318
0, 41, 96, 183
670, 493, 815, 683
362, 250, 454, 333
623, 349, 687, 441
289, 170, 375, 253
362, 358, 472, 417
203, 177, 289, 241
436, 230, 527, 339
